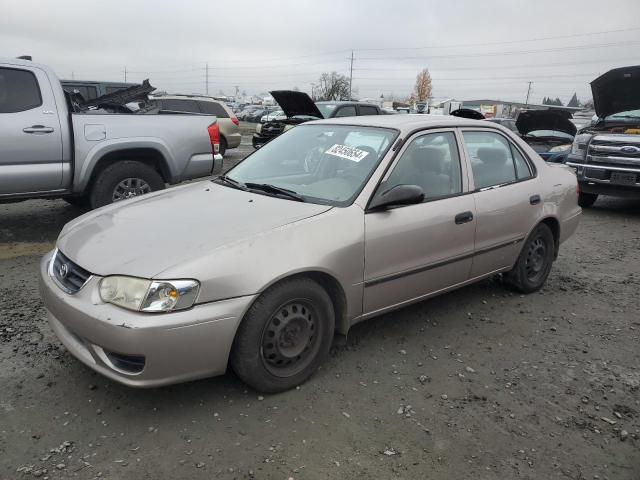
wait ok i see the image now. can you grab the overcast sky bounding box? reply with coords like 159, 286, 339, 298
1, 0, 639, 104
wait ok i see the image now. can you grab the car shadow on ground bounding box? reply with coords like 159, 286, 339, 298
61, 275, 506, 409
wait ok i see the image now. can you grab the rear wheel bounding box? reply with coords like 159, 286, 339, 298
504, 223, 555, 293
219, 137, 227, 157
89, 161, 165, 209
230, 278, 335, 392
578, 192, 598, 208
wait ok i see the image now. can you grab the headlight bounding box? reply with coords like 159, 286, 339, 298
549, 144, 572, 153
570, 133, 592, 156
99, 276, 199, 313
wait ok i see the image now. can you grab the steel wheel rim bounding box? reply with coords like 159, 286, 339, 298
261, 299, 319, 377
525, 236, 548, 282
112, 178, 152, 202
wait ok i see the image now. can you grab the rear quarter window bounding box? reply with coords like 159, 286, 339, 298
160, 99, 200, 113
358, 105, 379, 116
0, 67, 42, 113
199, 101, 230, 118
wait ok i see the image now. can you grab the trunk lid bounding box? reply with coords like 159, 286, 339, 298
516, 110, 577, 136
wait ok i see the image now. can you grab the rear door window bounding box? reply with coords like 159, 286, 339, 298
199, 101, 230, 118
334, 105, 356, 118
358, 105, 379, 116
0, 67, 42, 113
160, 99, 200, 113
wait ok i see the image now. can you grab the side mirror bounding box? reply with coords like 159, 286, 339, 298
368, 183, 424, 210
212, 154, 224, 175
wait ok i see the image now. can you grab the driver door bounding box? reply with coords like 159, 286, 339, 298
363, 130, 476, 315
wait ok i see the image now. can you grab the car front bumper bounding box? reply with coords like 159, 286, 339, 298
39, 251, 256, 387
566, 161, 640, 197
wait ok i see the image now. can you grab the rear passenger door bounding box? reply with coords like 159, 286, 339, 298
460, 129, 540, 277
363, 130, 476, 315
0, 65, 64, 194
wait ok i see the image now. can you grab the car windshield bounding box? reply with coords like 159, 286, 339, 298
224, 124, 398, 206
606, 109, 640, 120
315, 103, 335, 118
526, 130, 574, 139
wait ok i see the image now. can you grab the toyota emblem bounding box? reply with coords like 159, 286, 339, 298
58, 263, 69, 279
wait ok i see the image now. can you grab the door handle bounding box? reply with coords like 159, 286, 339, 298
23, 125, 54, 134
454, 211, 474, 224
529, 194, 541, 205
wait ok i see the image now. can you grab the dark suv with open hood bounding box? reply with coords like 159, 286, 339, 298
252, 91, 383, 148
566, 66, 640, 207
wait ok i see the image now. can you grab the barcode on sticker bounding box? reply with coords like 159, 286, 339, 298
325, 144, 369, 162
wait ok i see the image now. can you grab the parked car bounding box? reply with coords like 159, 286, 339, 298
252, 90, 384, 148
0, 58, 222, 209
236, 105, 261, 120
245, 106, 280, 123
150, 94, 241, 156
566, 65, 640, 207
40, 114, 580, 392
61, 79, 136, 101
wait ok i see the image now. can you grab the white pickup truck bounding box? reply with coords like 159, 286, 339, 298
0, 57, 222, 208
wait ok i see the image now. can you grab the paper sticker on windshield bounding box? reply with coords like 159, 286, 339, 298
325, 144, 369, 162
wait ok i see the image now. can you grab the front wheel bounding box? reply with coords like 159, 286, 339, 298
89, 160, 165, 209
504, 223, 555, 293
230, 278, 335, 393
578, 191, 598, 208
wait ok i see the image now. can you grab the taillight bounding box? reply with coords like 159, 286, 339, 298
208, 123, 220, 154
231, 116, 239, 126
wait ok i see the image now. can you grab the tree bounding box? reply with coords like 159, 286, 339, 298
413, 68, 433, 102
567, 92, 580, 108
542, 97, 563, 106
314, 72, 351, 101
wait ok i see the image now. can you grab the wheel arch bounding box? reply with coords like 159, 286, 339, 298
250, 270, 349, 336
85, 148, 171, 191
539, 216, 560, 259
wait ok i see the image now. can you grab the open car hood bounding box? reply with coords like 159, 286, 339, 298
516, 110, 577, 137
450, 108, 485, 120
270, 90, 323, 119
591, 65, 640, 118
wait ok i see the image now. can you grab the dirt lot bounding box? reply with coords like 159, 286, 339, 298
1, 143, 639, 479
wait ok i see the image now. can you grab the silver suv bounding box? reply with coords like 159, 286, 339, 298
152, 94, 241, 156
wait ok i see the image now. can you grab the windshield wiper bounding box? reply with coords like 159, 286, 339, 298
244, 183, 305, 202
215, 175, 246, 190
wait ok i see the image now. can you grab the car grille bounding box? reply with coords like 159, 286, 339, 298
50, 249, 92, 294
260, 122, 285, 139
587, 135, 640, 169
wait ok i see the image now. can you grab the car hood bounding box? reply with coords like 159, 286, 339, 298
270, 90, 324, 119
516, 110, 577, 137
591, 65, 640, 118
57, 181, 332, 278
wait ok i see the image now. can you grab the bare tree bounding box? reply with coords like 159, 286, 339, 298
413, 68, 433, 102
314, 72, 351, 101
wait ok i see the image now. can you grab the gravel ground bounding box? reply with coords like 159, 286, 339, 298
1, 141, 639, 479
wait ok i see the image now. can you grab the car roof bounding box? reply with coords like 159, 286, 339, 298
315, 100, 378, 107
305, 113, 499, 133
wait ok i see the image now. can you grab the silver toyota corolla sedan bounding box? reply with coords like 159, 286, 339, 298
40, 115, 581, 392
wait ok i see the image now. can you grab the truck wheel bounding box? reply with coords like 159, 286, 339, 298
90, 161, 165, 209
578, 192, 598, 208
219, 137, 227, 157
230, 277, 335, 393
504, 223, 555, 294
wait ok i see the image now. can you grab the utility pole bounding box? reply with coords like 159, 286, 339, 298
348, 50, 354, 100
525, 81, 532, 105
205, 63, 209, 95
71, 71, 75, 80
124, 67, 127, 82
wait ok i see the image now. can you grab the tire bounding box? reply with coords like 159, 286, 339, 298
578, 192, 598, 208
219, 137, 227, 157
504, 223, 555, 294
62, 195, 90, 208
89, 160, 165, 209
230, 277, 335, 393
